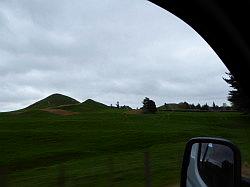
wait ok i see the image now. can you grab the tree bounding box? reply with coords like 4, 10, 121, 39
224, 72, 250, 111
142, 97, 157, 114
212, 101, 219, 111
196, 103, 201, 110
116, 101, 120, 109
120, 105, 132, 110
164, 103, 168, 110
189, 104, 196, 110
179, 102, 190, 109
201, 103, 209, 111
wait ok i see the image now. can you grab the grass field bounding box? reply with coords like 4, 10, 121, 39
0, 107, 250, 186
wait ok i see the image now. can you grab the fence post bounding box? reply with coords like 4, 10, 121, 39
107, 157, 114, 187
144, 151, 152, 187
0, 166, 8, 187
57, 164, 65, 187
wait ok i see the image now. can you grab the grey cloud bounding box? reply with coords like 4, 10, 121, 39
0, 0, 229, 111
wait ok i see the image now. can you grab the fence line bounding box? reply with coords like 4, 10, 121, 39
0, 152, 154, 187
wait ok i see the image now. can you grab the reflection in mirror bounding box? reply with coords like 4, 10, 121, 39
187, 143, 234, 187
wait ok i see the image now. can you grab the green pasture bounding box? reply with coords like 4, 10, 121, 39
0, 109, 250, 186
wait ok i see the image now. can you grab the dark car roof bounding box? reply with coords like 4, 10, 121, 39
149, 0, 250, 95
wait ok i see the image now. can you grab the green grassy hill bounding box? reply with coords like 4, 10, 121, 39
24, 93, 80, 110
57, 99, 109, 112
0, 105, 250, 186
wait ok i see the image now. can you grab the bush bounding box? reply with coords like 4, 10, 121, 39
142, 97, 157, 114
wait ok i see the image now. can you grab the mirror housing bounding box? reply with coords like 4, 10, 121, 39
180, 137, 242, 187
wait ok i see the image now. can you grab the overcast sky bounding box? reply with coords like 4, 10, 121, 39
0, 0, 230, 112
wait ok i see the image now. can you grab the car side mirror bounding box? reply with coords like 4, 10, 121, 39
180, 137, 242, 187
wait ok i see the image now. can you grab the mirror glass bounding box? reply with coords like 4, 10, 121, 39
186, 143, 234, 187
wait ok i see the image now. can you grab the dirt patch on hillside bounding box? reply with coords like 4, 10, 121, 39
41, 109, 79, 116
242, 162, 250, 178
125, 109, 143, 115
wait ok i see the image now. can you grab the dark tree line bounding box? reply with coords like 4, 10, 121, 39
112, 76, 249, 114
163, 102, 222, 111
224, 72, 250, 112
179, 102, 210, 110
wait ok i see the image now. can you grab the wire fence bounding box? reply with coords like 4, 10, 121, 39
0, 152, 165, 187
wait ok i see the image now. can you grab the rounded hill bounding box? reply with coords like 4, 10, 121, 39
57, 99, 109, 112
25, 93, 80, 110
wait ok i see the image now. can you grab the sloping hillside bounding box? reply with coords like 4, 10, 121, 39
25, 93, 80, 110
57, 99, 109, 112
